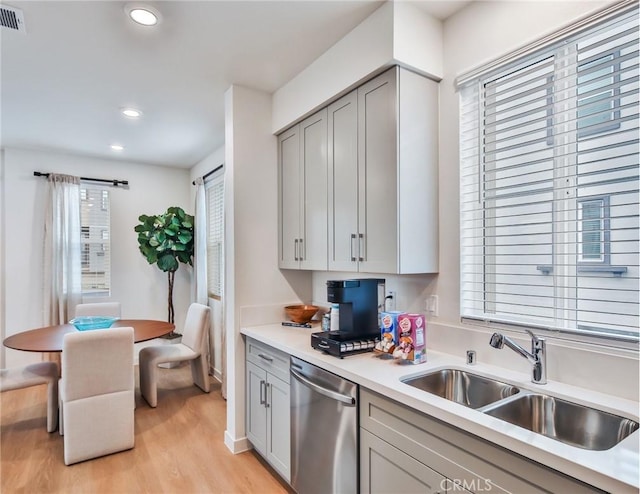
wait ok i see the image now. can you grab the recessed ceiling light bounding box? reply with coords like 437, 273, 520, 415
122, 108, 142, 118
111, 144, 124, 151
125, 4, 160, 26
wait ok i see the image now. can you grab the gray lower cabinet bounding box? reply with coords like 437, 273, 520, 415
361, 428, 454, 494
245, 338, 290, 482
360, 389, 603, 494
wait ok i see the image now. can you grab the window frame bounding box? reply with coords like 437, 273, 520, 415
577, 195, 610, 265
205, 172, 224, 300
576, 51, 622, 139
79, 184, 111, 297
458, 5, 639, 346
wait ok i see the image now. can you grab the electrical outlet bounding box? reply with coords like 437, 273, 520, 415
386, 291, 396, 311
426, 295, 439, 317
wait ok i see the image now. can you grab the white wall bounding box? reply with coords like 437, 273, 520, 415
1, 147, 192, 368
272, 2, 393, 134
271, 1, 444, 134
312, 271, 435, 315
224, 85, 312, 453
190, 145, 225, 380
392, 1, 443, 80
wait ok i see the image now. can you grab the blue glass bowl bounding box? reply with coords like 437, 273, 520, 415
69, 316, 119, 331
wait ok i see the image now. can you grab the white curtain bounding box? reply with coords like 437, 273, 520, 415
193, 177, 214, 388
43, 174, 82, 327
193, 177, 208, 305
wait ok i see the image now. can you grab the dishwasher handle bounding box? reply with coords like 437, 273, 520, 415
291, 367, 356, 406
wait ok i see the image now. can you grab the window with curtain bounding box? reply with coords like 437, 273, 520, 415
459, 5, 639, 342
206, 174, 224, 299
80, 185, 110, 296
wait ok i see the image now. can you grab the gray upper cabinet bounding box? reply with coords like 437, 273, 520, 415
280, 65, 438, 274
356, 68, 399, 273
278, 109, 328, 270
328, 90, 359, 272
330, 66, 439, 274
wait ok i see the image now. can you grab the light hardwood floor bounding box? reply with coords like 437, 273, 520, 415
1, 364, 292, 494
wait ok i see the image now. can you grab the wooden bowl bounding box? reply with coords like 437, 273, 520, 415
285, 305, 319, 324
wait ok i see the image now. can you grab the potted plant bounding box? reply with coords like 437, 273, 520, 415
135, 206, 194, 337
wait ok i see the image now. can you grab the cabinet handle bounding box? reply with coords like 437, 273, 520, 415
294, 239, 299, 261
350, 233, 357, 262
358, 233, 365, 262
299, 238, 304, 260
265, 382, 271, 408
259, 380, 266, 405
258, 353, 273, 362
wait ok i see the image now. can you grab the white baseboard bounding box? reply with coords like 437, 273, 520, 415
212, 368, 222, 382
224, 430, 252, 454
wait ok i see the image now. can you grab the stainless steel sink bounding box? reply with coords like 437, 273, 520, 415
483, 394, 640, 451
402, 369, 520, 409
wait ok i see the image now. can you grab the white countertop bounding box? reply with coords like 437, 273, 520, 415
241, 323, 640, 493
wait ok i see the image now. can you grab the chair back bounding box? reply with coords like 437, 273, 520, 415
74, 302, 121, 319
62, 327, 133, 401
181, 303, 211, 353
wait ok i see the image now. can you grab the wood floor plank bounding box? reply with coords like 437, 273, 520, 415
1, 365, 291, 494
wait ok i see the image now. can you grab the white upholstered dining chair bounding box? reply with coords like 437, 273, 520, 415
139, 302, 211, 408
73, 302, 121, 318
0, 362, 59, 432
59, 326, 135, 465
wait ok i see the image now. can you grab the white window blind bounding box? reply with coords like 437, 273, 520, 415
80, 185, 110, 296
206, 173, 224, 298
459, 6, 639, 341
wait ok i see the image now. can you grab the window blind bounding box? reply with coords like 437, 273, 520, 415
459, 6, 639, 341
80, 185, 111, 296
206, 173, 224, 298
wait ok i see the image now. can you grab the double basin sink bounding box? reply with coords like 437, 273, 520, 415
402, 368, 639, 451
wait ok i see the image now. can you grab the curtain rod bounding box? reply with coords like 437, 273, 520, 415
192, 164, 223, 185
33, 171, 128, 187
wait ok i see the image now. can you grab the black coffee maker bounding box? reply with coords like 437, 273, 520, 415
311, 278, 385, 358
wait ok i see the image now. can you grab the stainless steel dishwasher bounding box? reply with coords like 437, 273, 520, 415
290, 356, 358, 494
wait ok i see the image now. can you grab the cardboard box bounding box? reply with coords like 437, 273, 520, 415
374, 311, 405, 357
393, 313, 426, 364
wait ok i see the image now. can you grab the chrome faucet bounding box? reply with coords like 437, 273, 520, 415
489, 330, 547, 384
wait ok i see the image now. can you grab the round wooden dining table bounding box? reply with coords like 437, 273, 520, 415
3, 319, 175, 353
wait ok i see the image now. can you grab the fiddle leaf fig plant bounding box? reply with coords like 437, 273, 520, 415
135, 206, 194, 326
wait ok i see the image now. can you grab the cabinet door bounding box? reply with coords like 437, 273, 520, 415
328, 90, 359, 272
246, 362, 268, 455
358, 68, 398, 274
266, 374, 291, 482
278, 126, 301, 269
299, 109, 328, 270
361, 429, 447, 494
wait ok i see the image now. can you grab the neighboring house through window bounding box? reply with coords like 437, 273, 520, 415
578, 197, 609, 264
206, 173, 224, 299
458, 5, 639, 341
80, 185, 110, 296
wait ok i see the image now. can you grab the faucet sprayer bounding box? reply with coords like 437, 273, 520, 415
489, 330, 547, 384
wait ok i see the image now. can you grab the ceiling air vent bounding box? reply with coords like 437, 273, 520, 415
0, 4, 26, 33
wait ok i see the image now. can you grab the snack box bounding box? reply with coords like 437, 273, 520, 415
393, 313, 426, 364
374, 311, 405, 358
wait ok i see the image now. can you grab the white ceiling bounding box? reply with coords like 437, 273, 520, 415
1, 1, 470, 169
